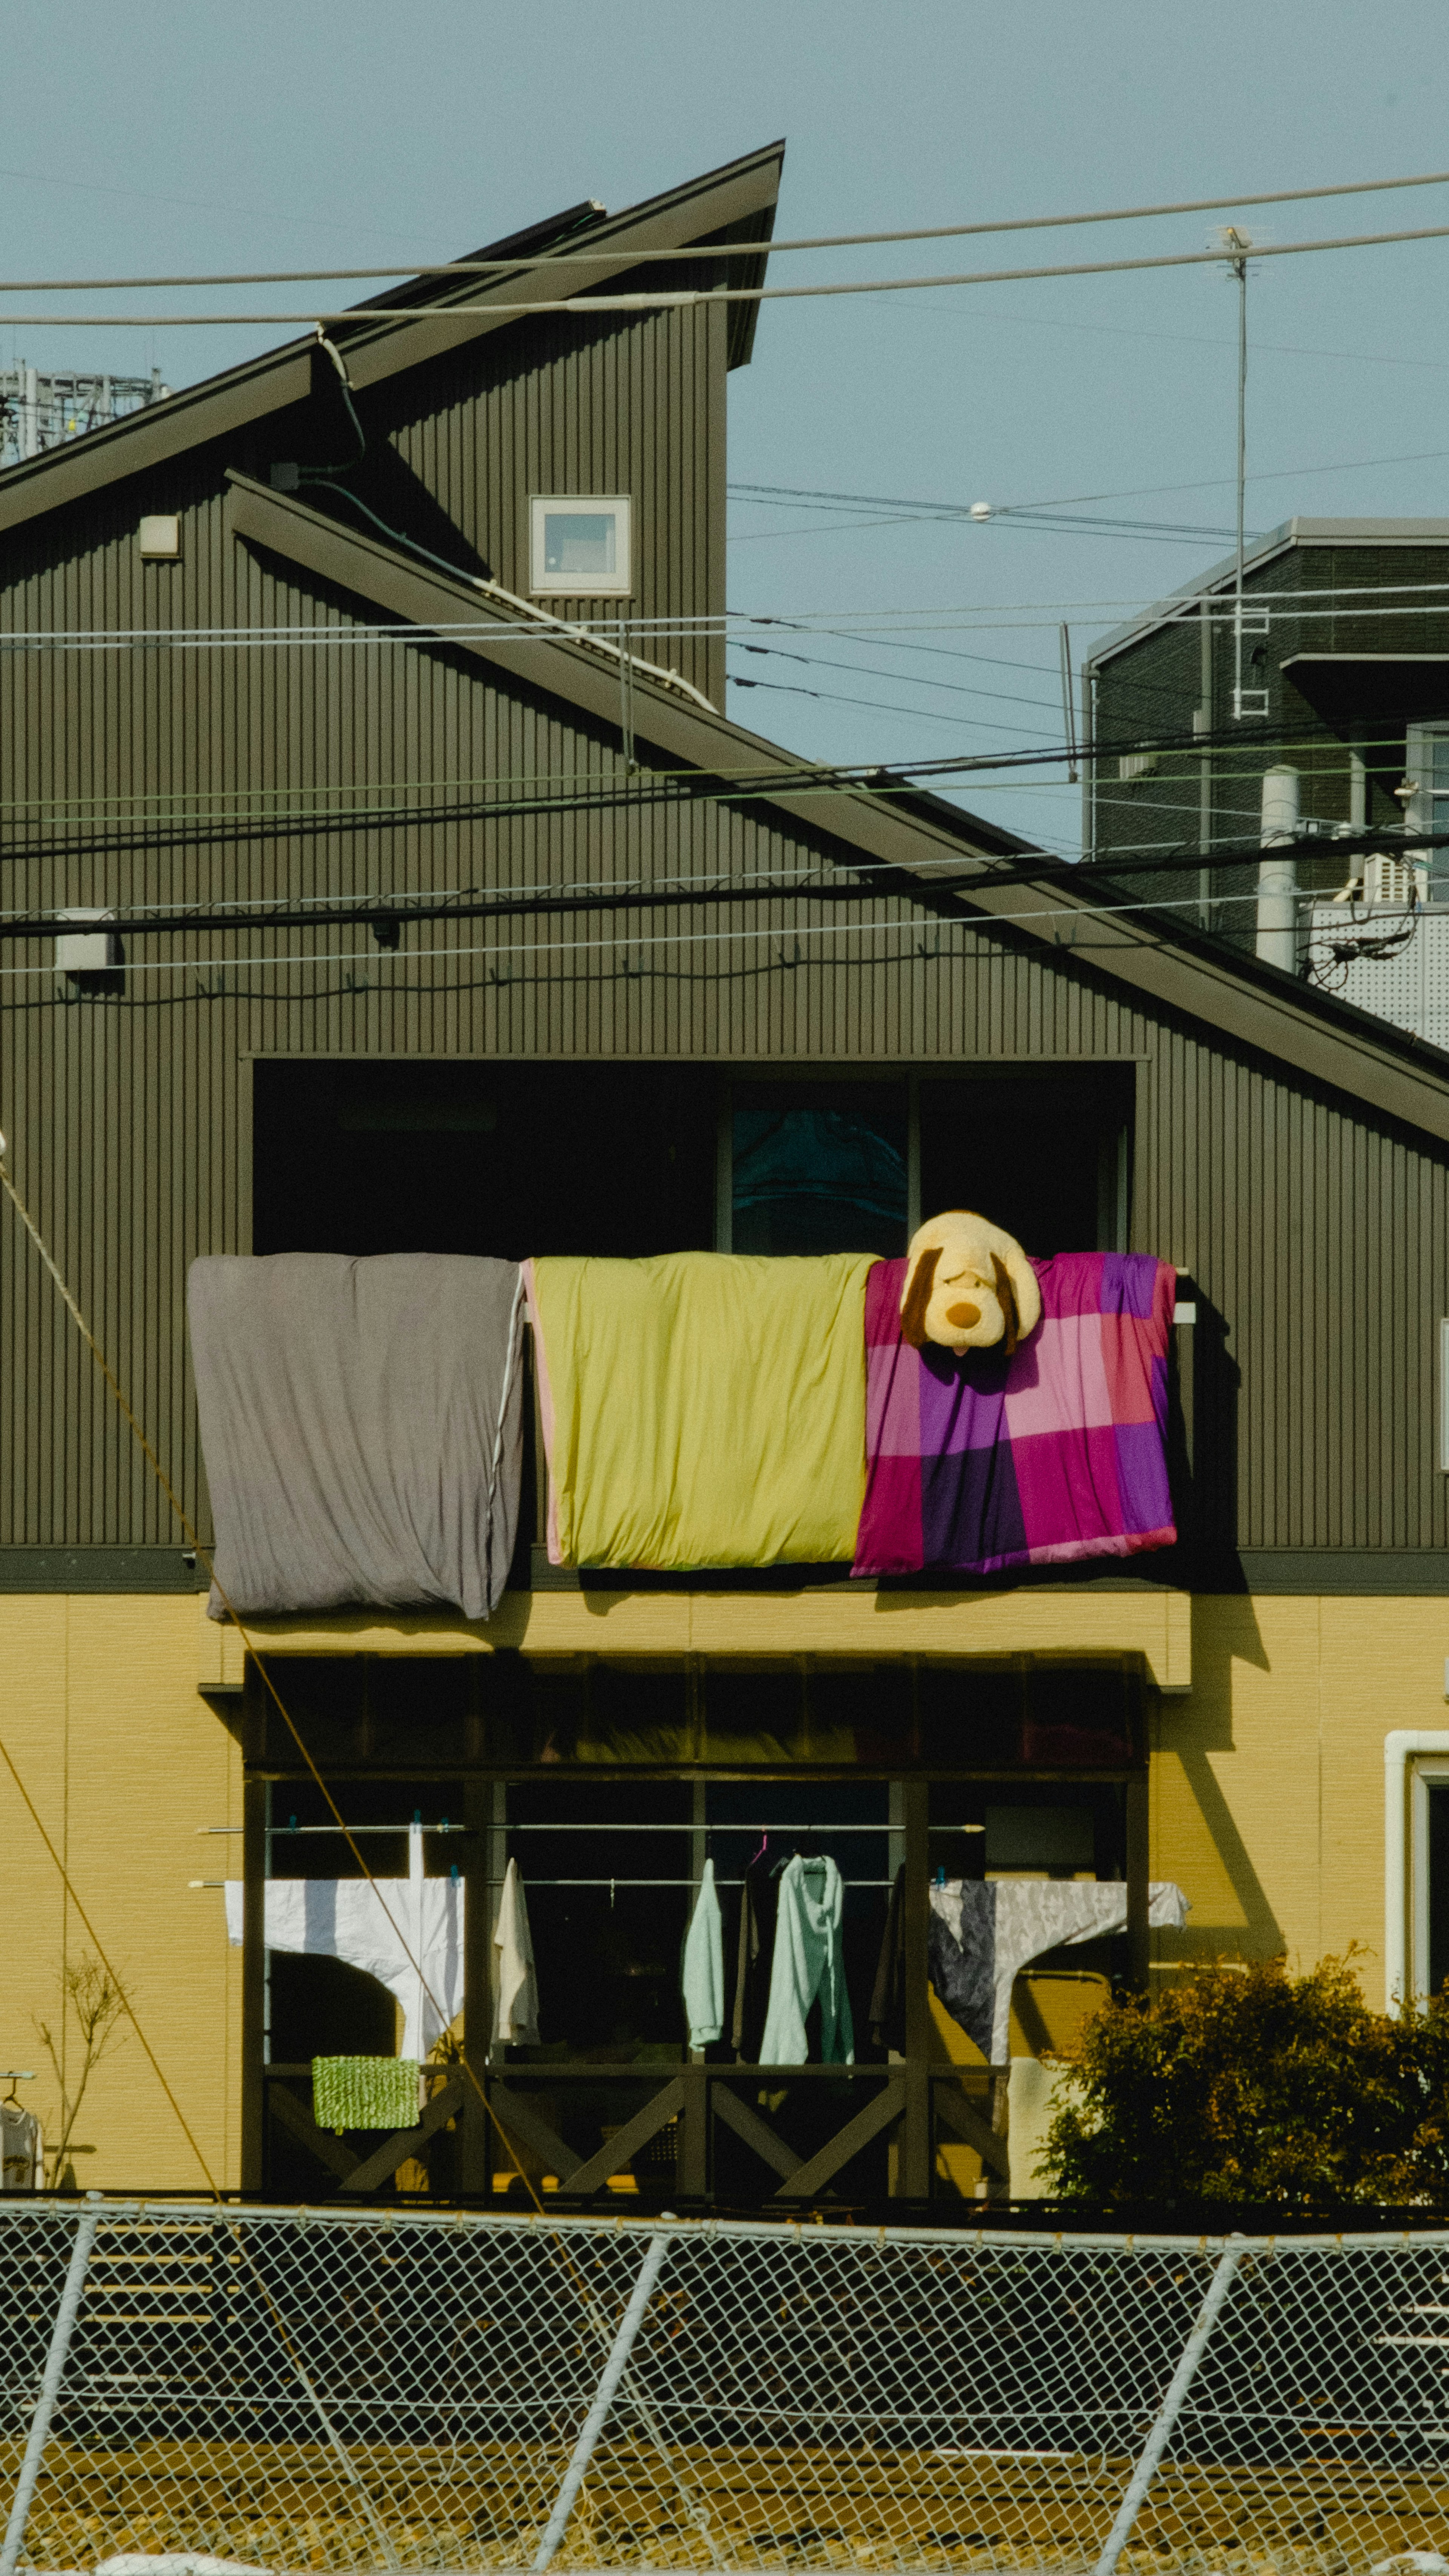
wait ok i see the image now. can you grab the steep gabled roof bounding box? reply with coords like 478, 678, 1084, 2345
0, 140, 784, 537
225, 469, 1449, 1147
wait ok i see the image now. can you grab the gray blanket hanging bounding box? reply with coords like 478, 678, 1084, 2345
188, 1252, 526, 1621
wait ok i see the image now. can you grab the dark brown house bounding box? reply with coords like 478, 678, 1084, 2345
4, 143, 1449, 2209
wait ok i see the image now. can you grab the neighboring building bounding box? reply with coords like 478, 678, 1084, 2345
1083, 520, 1449, 984
0, 366, 171, 467
6, 151, 1449, 2205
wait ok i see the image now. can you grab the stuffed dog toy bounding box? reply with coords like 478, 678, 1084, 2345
899, 1211, 1041, 1357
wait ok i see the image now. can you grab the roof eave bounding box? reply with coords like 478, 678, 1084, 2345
0, 139, 786, 537
1087, 516, 1449, 671
223, 470, 1449, 1146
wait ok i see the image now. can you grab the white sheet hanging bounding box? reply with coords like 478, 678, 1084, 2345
225, 1825, 463, 2058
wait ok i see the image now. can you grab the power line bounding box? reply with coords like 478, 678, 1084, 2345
0, 869, 1383, 991
0, 697, 1440, 862
8, 572, 1449, 652
731, 442, 1449, 528
12, 214, 1449, 327
4, 821, 1438, 948
0, 712, 1332, 864
730, 483, 1247, 544
6, 164, 1449, 290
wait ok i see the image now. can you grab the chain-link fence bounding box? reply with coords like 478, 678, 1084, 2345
5, 2201, 1449, 2573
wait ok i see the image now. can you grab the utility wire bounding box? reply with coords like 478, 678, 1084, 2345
0, 708, 1423, 867
0, 712, 1323, 867
14, 212, 1449, 325
10, 579, 1449, 649
0, 869, 1391, 990
4, 824, 1437, 949
7, 164, 1449, 290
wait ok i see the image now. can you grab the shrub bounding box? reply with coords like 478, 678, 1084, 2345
1040, 1951, 1449, 2209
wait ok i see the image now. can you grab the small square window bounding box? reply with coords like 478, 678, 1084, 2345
138, 514, 180, 559
529, 495, 631, 598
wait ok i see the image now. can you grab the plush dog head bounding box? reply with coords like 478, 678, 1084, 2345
899, 1211, 1041, 1356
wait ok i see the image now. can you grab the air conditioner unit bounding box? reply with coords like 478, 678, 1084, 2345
1363, 852, 1430, 906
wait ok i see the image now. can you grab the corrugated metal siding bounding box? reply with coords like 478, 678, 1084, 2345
362, 297, 725, 706
3, 398, 1449, 1560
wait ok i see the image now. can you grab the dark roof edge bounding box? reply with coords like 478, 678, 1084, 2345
1087, 516, 1449, 671
223, 470, 1449, 1150
0, 140, 786, 540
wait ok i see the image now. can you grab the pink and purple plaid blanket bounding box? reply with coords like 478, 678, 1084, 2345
853, 1251, 1177, 1578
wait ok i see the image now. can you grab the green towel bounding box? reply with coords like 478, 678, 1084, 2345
312, 2057, 420, 2133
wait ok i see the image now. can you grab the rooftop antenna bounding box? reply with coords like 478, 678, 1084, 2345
1216, 226, 1256, 721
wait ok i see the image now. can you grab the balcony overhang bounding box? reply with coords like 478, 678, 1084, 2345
200, 1581, 1192, 1692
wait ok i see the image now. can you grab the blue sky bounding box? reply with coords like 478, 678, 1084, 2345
8, 0, 1449, 854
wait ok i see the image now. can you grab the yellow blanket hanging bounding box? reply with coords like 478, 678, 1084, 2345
525, 1252, 876, 1569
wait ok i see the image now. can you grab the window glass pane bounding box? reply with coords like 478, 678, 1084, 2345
731, 1081, 907, 1256
544, 511, 615, 577
1429, 1782, 1449, 1998
918, 1068, 1134, 1257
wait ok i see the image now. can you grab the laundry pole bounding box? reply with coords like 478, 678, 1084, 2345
406, 1822, 427, 2065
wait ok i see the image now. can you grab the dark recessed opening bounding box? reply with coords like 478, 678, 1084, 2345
252, 1060, 717, 1258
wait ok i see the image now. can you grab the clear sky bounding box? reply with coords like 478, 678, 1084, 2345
8, 0, 1449, 855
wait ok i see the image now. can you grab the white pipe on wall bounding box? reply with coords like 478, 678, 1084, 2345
1256, 764, 1300, 971
1383, 1729, 1449, 2013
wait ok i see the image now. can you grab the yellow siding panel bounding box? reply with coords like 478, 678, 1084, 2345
1317, 1595, 1449, 2005
1149, 1597, 1449, 2009
221, 1586, 1193, 1688
0, 1595, 241, 2192
0, 1581, 1423, 2196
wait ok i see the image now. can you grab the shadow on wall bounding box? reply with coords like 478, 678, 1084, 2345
1153, 1593, 1283, 1968
1176, 1292, 1252, 1596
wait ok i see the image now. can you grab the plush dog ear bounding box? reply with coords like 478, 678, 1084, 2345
995, 1235, 1041, 1344
900, 1244, 941, 1348
991, 1254, 1021, 1358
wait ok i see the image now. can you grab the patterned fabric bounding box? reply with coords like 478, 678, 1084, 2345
930, 1879, 1191, 2066
853, 1251, 1178, 1577
312, 2057, 420, 2134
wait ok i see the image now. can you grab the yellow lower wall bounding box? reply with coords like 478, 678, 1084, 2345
1151, 1595, 1449, 2006
1, 1587, 1443, 2190
0, 1595, 242, 2194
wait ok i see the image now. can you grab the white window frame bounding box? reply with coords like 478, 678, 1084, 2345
528, 494, 633, 598
1387, 1731, 1449, 2010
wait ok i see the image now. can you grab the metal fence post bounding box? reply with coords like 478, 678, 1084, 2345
1092, 2238, 1245, 2576
0, 2202, 101, 2576
532, 2227, 674, 2574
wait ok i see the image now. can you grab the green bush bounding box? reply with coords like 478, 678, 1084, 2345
1040, 1952, 1449, 2208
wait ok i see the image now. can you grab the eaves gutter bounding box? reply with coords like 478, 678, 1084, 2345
224, 471, 1449, 1150
0, 143, 784, 540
